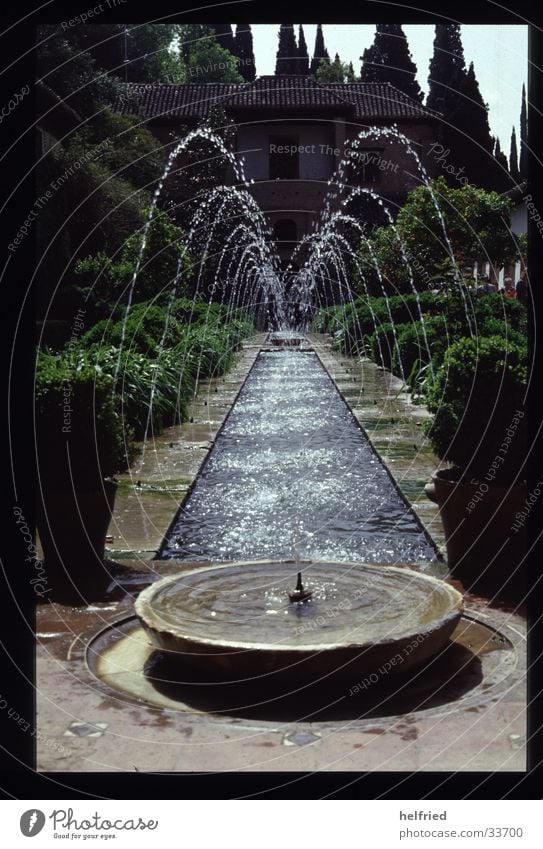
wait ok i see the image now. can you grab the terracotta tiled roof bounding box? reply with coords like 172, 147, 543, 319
219, 75, 353, 109
117, 82, 239, 119
115, 76, 440, 123
324, 82, 439, 121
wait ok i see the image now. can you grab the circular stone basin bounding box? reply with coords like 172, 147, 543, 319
135, 561, 463, 683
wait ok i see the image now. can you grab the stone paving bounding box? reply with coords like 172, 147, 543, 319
35, 581, 526, 772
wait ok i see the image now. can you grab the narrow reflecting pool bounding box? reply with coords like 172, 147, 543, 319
160, 351, 438, 565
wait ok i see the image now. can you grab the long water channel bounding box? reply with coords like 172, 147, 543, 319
159, 349, 438, 565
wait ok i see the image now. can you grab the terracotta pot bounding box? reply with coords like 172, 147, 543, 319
425, 469, 526, 600
37, 479, 117, 604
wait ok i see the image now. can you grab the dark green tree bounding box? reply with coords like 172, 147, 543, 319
234, 25, 256, 81
427, 23, 466, 113
461, 62, 493, 144
510, 126, 521, 183
359, 45, 375, 79
124, 24, 184, 83
355, 177, 515, 295
75, 24, 125, 78
519, 83, 527, 179
275, 24, 298, 75
297, 24, 310, 75
427, 26, 499, 191
179, 25, 214, 64
212, 25, 235, 54
36, 24, 121, 117
493, 137, 510, 190
360, 24, 422, 102
180, 24, 243, 82
185, 42, 244, 82
316, 54, 355, 83
453, 62, 495, 186
310, 24, 329, 75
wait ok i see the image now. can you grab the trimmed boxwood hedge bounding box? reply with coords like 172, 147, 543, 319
425, 335, 527, 481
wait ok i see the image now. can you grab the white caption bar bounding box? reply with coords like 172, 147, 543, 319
2, 799, 540, 847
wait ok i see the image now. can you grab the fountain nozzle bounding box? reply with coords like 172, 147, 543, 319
289, 571, 312, 604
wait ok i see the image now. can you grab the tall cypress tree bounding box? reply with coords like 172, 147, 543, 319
297, 24, 310, 75
519, 83, 527, 179
427, 26, 499, 190
494, 138, 509, 171
427, 23, 466, 113
457, 62, 494, 154
493, 137, 510, 191
359, 44, 377, 82
359, 24, 422, 102
454, 63, 497, 189
234, 24, 256, 81
212, 24, 235, 54
275, 23, 298, 75
180, 24, 214, 64
510, 126, 520, 183
310, 24, 329, 75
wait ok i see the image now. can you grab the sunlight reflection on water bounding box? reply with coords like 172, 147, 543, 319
160, 351, 437, 565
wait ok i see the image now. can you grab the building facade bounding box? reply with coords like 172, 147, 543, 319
116, 75, 442, 266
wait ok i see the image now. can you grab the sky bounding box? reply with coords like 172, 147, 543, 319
250, 25, 528, 151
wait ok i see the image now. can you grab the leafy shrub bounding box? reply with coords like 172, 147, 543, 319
73, 210, 192, 318
395, 315, 450, 376
99, 347, 191, 436
476, 316, 525, 349
74, 108, 165, 191
70, 305, 253, 438
80, 304, 184, 356
312, 291, 528, 409
353, 178, 518, 295
368, 323, 409, 370
425, 336, 527, 481
35, 352, 132, 487
317, 293, 441, 356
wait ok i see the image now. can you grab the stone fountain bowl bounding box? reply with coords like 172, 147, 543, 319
135, 561, 463, 684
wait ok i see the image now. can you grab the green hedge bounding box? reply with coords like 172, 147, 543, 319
36, 302, 255, 474
313, 292, 528, 402
425, 335, 527, 480
35, 353, 131, 486
314, 292, 441, 355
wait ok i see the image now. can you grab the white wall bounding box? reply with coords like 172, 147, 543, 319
510, 203, 527, 235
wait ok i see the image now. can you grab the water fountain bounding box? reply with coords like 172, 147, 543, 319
88, 121, 514, 705
134, 561, 463, 684
31, 98, 528, 774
